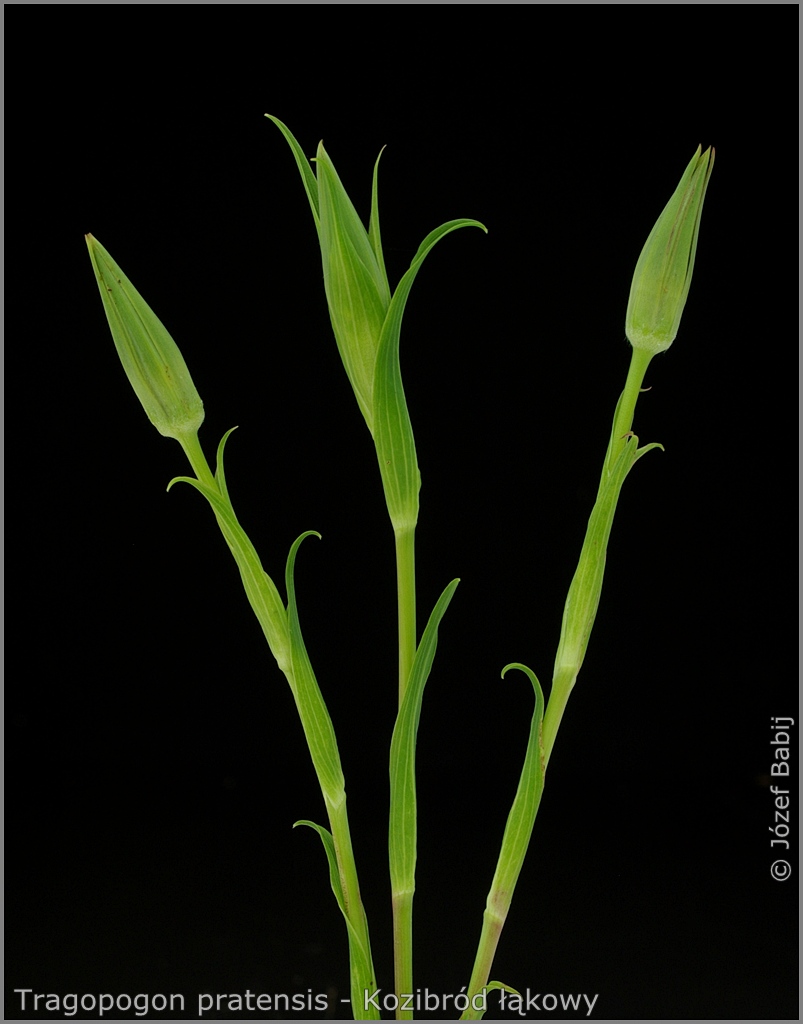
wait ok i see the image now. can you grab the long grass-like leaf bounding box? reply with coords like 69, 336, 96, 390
167, 468, 290, 675
484, 664, 545, 906
389, 578, 460, 894
553, 432, 660, 690
285, 532, 346, 806
373, 219, 486, 533
294, 820, 380, 1020
462, 664, 544, 1019
368, 147, 390, 296
265, 114, 320, 231
213, 426, 237, 506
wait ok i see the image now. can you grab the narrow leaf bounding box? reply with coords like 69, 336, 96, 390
633, 440, 664, 464
484, 663, 545, 912
486, 981, 521, 995
461, 666, 544, 1021
389, 578, 460, 895
554, 433, 646, 679
166, 468, 290, 675
213, 426, 238, 506
285, 532, 346, 806
373, 219, 486, 532
294, 820, 347, 913
265, 114, 320, 231
368, 146, 390, 297
294, 821, 380, 1021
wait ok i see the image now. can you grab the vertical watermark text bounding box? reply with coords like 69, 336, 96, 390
768, 716, 794, 881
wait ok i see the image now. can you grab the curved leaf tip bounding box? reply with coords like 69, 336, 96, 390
166, 474, 199, 494
501, 662, 540, 687
285, 531, 324, 610
292, 529, 323, 549
486, 980, 520, 996
216, 425, 239, 449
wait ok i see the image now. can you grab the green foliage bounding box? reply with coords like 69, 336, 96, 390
266, 113, 486, 535
294, 820, 380, 1020
388, 579, 460, 895
87, 237, 377, 1016
285, 532, 347, 804
89, 125, 713, 1019
168, 428, 290, 672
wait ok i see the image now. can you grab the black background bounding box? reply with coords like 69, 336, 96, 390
9, 13, 797, 1022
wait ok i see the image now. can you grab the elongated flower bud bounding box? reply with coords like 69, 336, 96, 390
86, 234, 204, 441
316, 143, 390, 433
625, 146, 714, 354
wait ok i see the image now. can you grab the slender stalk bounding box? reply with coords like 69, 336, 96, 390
465, 350, 658, 1016
328, 797, 379, 1019
393, 523, 417, 1018
603, 346, 653, 486
178, 431, 216, 490
462, 910, 508, 1021
392, 889, 414, 1020
465, 911, 503, 1010
540, 666, 576, 771
395, 525, 417, 707
544, 346, 654, 762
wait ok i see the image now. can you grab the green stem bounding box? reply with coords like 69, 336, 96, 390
463, 910, 504, 1020
545, 346, 654, 766
395, 526, 417, 707
462, 350, 657, 1018
602, 346, 653, 487
178, 430, 216, 490
328, 797, 379, 1020
540, 666, 576, 771
393, 524, 416, 1017
393, 889, 414, 1020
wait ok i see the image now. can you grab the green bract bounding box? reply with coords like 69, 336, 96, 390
625, 145, 714, 354
317, 143, 390, 433
86, 234, 205, 442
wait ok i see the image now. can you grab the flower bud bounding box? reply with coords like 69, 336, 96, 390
267, 115, 485, 536
316, 142, 390, 433
625, 145, 714, 354
86, 234, 204, 441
